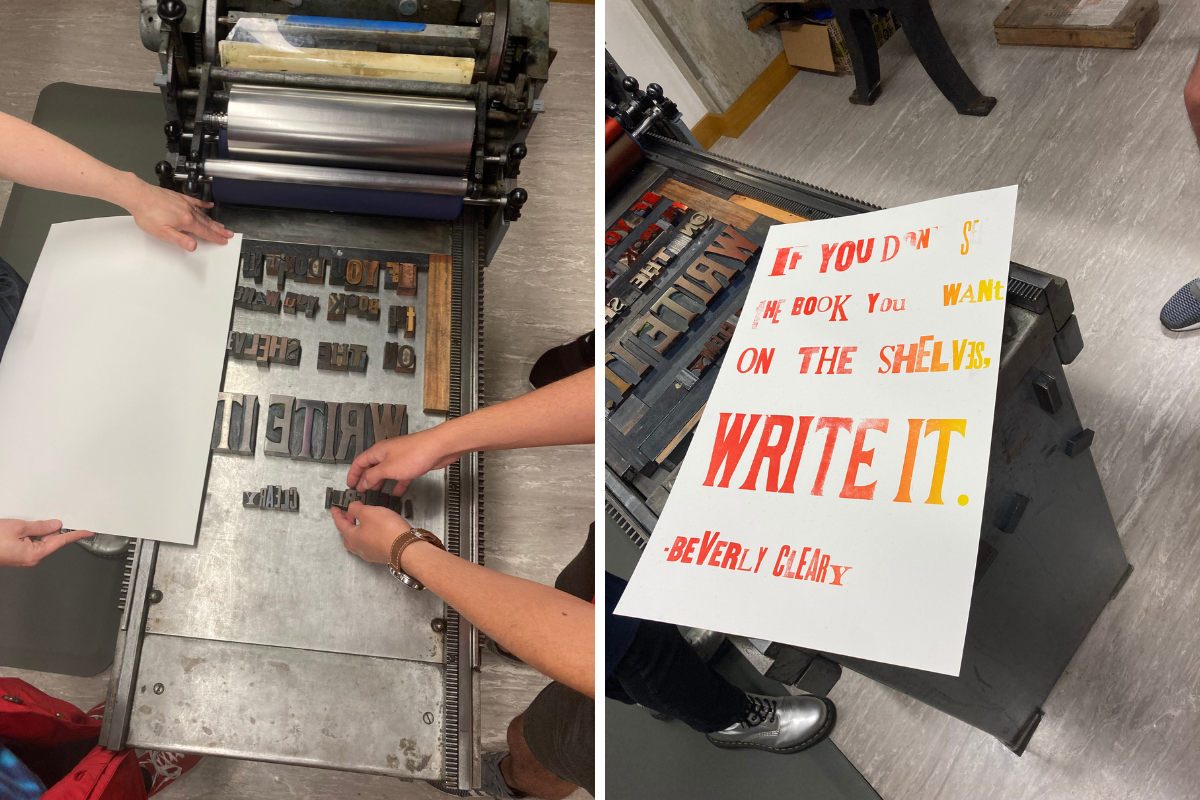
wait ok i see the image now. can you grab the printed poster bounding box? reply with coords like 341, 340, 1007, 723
615, 186, 1018, 675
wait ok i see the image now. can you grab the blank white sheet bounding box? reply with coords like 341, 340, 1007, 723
0, 217, 241, 545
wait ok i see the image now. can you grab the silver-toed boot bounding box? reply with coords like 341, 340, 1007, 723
706, 693, 836, 754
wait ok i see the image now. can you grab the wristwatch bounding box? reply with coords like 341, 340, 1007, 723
388, 528, 446, 590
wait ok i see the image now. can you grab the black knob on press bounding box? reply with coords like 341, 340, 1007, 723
509, 142, 527, 163
605, 99, 619, 117
508, 187, 528, 208
158, 0, 186, 28
164, 121, 182, 144
184, 172, 200, 197
621, 76, 639, 94
154, 160, 175, 189
646, 83, 664, 102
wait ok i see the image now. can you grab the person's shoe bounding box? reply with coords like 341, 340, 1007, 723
706, 692, 835, 754
529, 331, 594, 389
1160, 279, 1200, 331
136, 749, 204, 796
432, 751, 526, 797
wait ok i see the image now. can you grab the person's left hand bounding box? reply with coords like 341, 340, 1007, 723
117, 175, 234, 252
0, 519, 94, 568
331, 502, 412, 563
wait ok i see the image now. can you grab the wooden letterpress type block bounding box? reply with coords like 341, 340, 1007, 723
306, 257, 324, 284
383, 341, 398, 371
363, 299, 380, 321
256, 335, 270, 364
264, 254, 280, 276
232, 287, 248, 309
404, 499, 413, 518
364, 490, 380, 506
329, 258, 346, 286
383, 262, 401, 290
284, 338, 301, 366
348, 344, 368, 373
362, 260, 380, 293
324, 487, 335, 510
396, 345, 416, 374
227, 331, 237, 355
345, 259, 362, 287
404, 306, 416, 338
344, 294, 360, 315
243, 334, 259, 360
243, 490, 262, 508
236, 395, 259, 455
320, 402, 341, 463
264, 291, 281, 313
295, 399, 325, 460
317, 341, 332, 371
336, 403, 368, 461
396, 262, 417, 297
252, 291, 266, 310
265, 395, 294, 457
240, 252, 255, 280
283, 256, 297, 280
305, 295, 320, 318
388, 305, 401, 334
267, 335, 286, 362
287, 487, 300, 512
289, 256, 305, 279
370, 402, 407, 441
284, 293, 298, 314
327, 293, 346, 322
389, 495, 403, 514
332, 343, 350, 372
213, 392, 240, 452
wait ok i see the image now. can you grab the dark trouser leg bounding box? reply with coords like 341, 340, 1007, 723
0, 256, 27, 359
610, 620, 747, 734
554, 524, 594, 602
832, 5, 882, 105
893, 0, 996, 115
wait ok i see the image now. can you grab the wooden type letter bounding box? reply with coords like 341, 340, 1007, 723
236, 395, 259, 455
362, 260, 380, 293
345, 259, 362, 287
317, 342, 332, 370
264, 395, 295, 457
284, 293, 298, 314
306, 257, 326, 285
348, 344, 369, 373
395, 262, 417, 297
286, 488, 300, 512
294, 399, 325, 460
243, 334, 259, 360
383, 341, 398, 371
404, 306, 416, 338
324, 487, 337, 509
264, 291, 281, 313
384, 262, 401, 290
329, 258, 346, 286
266, 336, 285, 362
320, 402, 341, 463
264, 254, 281, 276
243, 491, 262, 508
397, 344, 416, 374
344, 294, 360, 315
336, 403, 368, 462
370, 403, 407, 441
388, 305, 401, 334
304, 295, 320, 318
213, 392, 242, 453
284, 338, 301, 366
256, 335, 270, 364
332, 343, 350, 372
364, 299, 380, 321
328, 293, 346, 321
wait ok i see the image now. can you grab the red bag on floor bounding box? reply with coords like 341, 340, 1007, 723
0, 678, 146, 800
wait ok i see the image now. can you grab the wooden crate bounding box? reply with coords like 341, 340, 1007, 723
994, 0, 1158, 49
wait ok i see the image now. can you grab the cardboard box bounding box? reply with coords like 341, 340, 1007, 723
780, 12, 898, 75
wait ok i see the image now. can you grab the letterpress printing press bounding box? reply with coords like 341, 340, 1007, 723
99, 3, 550, 789
604, 60, 1131, 755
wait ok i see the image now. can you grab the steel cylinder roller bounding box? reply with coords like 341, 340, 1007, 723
220, 85, 476, 175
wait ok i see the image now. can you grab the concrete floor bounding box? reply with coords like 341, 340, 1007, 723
0, 2, 594, 798
706, 1, 1200, 798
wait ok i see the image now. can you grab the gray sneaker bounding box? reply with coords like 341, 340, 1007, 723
706, 692, 835, 754
433, 751, 524, 797
1160, 279, 1200, 331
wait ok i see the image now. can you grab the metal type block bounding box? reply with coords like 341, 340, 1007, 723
362, 260, 380, 293
226, 331, 236, 355
286, 487, 300, 512
324, 487, 336, 509
348, 344, 369, 373
320, 402, 341, 463
242, 491, 262, 508
404, 306, 416, 338
213, 392, 241, 453
365, 490, 380, 506
388, 305, 401, 334
1032, 372, 1063, 415
404, 499, 413, 518
383, 341, 398, 370
295, 399, 325, 460
371, 403, 407, 441
329, 258, 346, 286
284, 338, 301, 367
332, 343, 350, 372
264, 395, 295, 457
328, 293, 346, 321
396, 262, 417, 297
236, 395, 259, 456
397, 345, 416, 374
1065, 428, 1095, 458
262, 485, 277, 509
345, 259, 363, 286
317, 342, 332, 370
243, 334, 259, 360
336, 402, 367, 462
996, 493, 1031, 534
284, 293, 298, 314
305, 295, 320, 319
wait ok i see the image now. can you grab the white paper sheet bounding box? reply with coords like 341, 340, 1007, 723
615, 187, 1017, 676
0, 217, 241, 545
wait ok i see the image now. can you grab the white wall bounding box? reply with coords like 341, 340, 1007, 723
604, 0, 710, 126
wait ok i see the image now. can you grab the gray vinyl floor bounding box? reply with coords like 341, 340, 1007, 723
0, 2, 594, 798
707, 1, 1200, 798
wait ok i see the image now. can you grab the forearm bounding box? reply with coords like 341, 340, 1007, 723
0, 112, 141, 209
404, 541, 595, 698
434, 367, 595, 458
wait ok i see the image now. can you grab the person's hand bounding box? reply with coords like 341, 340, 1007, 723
331, 502, 412, 564
116, 174, 233, 252
346, 429, 459, 495
0, 519, 94, 568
